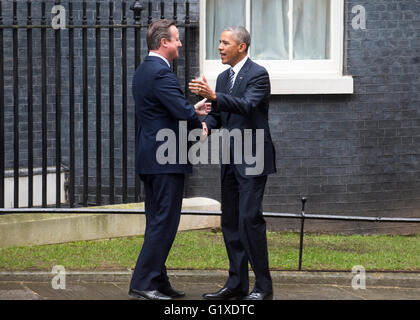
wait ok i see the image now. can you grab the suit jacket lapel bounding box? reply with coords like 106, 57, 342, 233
231, 58, 252, 97
224, 58, 252, 125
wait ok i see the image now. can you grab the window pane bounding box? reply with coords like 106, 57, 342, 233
251, 0, 289, 60
293, 0, 331, 60
206, 0, 246, 60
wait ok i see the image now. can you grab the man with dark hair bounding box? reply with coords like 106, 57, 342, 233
129, 19, 210, 300
190, 26, 276, 300
146, 19, 176, 51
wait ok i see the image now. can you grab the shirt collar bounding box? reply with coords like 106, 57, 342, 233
148, 51, 170, 68
231, 56, 248, 76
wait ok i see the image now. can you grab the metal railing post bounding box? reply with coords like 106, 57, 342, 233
298, 197, 307, 271
131, 0, 144, 203
0, 0, 4, 208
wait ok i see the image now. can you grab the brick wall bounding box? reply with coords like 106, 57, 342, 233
187, 0, 420, 234
2, 0, 420, 233
1, 0, 200, 205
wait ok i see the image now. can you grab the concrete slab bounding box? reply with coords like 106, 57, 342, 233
0, 271, 419, 300
1, 270, 420, 288
24, 282, 128, 300
337, 285, 420, 300
0, 282, 41, 300
273, 284, 360, 300
0, 197, 221, 248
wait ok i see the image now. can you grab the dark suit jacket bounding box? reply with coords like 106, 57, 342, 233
133, 56, 202, 175
205, 58, 276, 178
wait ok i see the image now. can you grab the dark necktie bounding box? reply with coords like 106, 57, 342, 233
228, 68, 235, 94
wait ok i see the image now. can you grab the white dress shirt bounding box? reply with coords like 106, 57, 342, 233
230, 56, 248, 86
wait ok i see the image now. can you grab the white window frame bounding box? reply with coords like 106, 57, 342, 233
199, 0, 353, 94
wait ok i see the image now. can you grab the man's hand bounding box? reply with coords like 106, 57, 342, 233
194, 98, 212, 116
201, 122, 209, 142
189, 75, 217, 101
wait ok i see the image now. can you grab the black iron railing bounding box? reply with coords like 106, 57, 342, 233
0, 0, 198, 209
1, 197, 420, 270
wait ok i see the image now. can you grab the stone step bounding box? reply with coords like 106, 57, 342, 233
0, 197, 220, 248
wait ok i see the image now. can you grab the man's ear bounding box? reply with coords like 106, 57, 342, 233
239, 43, 247, 53
161, 37, 168, 48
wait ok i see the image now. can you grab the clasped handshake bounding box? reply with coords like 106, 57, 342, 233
190, 75, 215, 140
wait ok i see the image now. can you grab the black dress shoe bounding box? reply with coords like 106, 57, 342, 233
128, 288, 172, 300
202, 287, 246, 300
159, 287, 186, 298
243, 291, 273, 300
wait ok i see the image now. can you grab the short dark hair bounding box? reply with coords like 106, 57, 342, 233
146, 19, 177, 51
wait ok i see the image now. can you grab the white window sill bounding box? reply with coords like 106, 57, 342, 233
270, 74, 354, 94
204, 73, 354, 95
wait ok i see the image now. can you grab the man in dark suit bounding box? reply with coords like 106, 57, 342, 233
189, 26, 276, 300
129, 19, 210, 300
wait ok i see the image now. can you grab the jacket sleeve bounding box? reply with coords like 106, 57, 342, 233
154, 67, 202, 129
204, 75, 223, 131
204, 107, 222, 131
214, 68, 270, 116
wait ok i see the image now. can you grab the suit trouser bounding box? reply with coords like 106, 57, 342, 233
130, 173, 184, 291
222, 163, 272, 294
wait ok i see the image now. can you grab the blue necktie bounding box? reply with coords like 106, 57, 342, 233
228, 68, 235, 94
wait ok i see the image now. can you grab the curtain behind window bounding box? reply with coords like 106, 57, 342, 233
206, 0, 246, 60
293, 0, 330, 59
206, 0, 330, 61
251, 0, 289, 60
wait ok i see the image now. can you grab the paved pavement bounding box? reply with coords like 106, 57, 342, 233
0, 270, 419, 300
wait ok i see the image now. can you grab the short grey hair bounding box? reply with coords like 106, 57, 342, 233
224, 26, 251, 52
